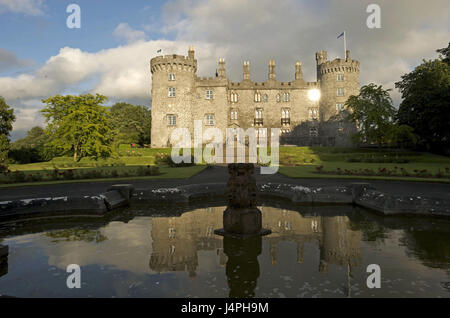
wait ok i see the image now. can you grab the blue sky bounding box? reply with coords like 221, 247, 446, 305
0, 0, 169, 67
0, 0, 449, 140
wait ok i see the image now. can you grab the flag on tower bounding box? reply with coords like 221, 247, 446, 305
337, 32, 345, 39
157, 49, 162, 53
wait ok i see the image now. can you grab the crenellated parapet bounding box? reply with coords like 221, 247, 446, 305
316, 50, 360, 75
150, 54, 197, 74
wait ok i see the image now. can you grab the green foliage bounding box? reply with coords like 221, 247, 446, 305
154, 153, 196, 167
0, 96, 16, 137
41, 94, 115, 162
9, 126, 54, 163
388, 124, 419, 149
345, 84, 396, 147
0, 134, 10, 171
109, 102, 151, 147
395, 56, 450, 155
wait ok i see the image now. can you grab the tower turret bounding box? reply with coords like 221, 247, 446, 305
243, 61, 250, 80
295, 61, 302, 80
268, 59, 276, 80
218, 58, 226, 78
316, 50, 360, 122
150, 48, 197, 147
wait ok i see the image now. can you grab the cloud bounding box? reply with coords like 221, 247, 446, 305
1, 0, 449, 138
113, 23, 147, 44
0, 0, 45, 16
0, 48, 35, 72
0, 40, 226, 138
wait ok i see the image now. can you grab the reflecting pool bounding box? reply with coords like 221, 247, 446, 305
0, 204, 449, 298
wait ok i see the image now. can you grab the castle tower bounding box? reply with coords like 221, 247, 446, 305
150, 47, 198, 148
268, 59, 276, 80
316, 50, 360, 121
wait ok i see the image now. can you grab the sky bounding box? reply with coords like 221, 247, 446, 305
0, 0, 449, 141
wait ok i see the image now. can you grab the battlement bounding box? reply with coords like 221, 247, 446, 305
318, 58, 360, 75
150, 52, 197, 74
316, 50, 360, 75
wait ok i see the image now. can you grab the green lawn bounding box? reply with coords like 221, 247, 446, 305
4, 146, 450, 185
277, 146, 450, 182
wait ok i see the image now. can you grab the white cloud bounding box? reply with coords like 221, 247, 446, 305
113, 23, 147, 44
1, 0, 450, 138
0, 0, 45, 16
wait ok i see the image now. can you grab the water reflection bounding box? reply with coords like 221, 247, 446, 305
0, 205, 449, 297
0, 244, 8, 278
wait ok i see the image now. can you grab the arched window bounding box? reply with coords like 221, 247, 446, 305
254, 93, 261, 102
284, 92, 290, 102
276, 94, 281, 102
231, 92, 238, 103
263, 94, 268, 102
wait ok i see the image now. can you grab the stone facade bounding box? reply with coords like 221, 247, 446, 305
150, 47, 360, 148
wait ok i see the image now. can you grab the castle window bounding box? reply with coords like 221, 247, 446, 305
254, 109, 263, 126
276, 94, 281, 102
169, 73, 176, 81
336, 103, 345, 112
309, 108, 319, 119
231, 92, 238, 103
230, 109, 238, 120
263, 94, 268, 102
168, 87, 176, 97
310, 127, 318, 137
281, 108, 290, 125
255, 93, 261, 102
206, 90, 214, 100
337, 88, 345, 96
337, 74, 344, 81
205, 114, 214, 126
167, 115, 177, 126
284, 92, 290, 102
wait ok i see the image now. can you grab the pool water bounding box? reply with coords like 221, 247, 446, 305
0, 204, 449, 298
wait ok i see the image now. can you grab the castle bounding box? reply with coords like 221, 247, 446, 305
150, 47, 360, 148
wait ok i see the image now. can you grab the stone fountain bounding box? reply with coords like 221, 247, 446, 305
214, 163, 271, 238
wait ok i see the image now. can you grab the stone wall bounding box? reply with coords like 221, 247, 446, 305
150, 48, 360, 148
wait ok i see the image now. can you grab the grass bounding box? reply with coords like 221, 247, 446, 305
4, 145, 450, 185
277, 147, 450, 183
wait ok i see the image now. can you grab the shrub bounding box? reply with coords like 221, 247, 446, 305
154, 153, 195, 167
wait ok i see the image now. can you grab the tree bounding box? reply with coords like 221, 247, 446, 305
345, 84, 396, 147
9, 126, 53, 163
395, 54, 450, 154
0, 96, 16, 137
109, 102, 151, 147
437, 42, 450, 64
41, 94, 115, 162
0, 96, 16, 168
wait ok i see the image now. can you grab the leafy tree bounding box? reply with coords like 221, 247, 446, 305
0, 96, 16, 137
41, 94, 115, 162
9, 126, 54, 163
437, 42, 450, 64
0, 96, 16, 168
389, 124, 419, 149
345, 84, 396, 147
109, 102, 151, 147
395, 53, 450, 154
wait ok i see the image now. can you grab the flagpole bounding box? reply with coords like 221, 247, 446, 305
344, 31, 347, 59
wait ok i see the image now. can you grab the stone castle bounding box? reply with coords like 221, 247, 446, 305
150, 47, 359, 148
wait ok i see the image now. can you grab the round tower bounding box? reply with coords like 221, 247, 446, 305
316, 50, 360, 121
150, 47, 197, 148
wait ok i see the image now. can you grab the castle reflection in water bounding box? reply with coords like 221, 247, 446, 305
149, 206, 361, 277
